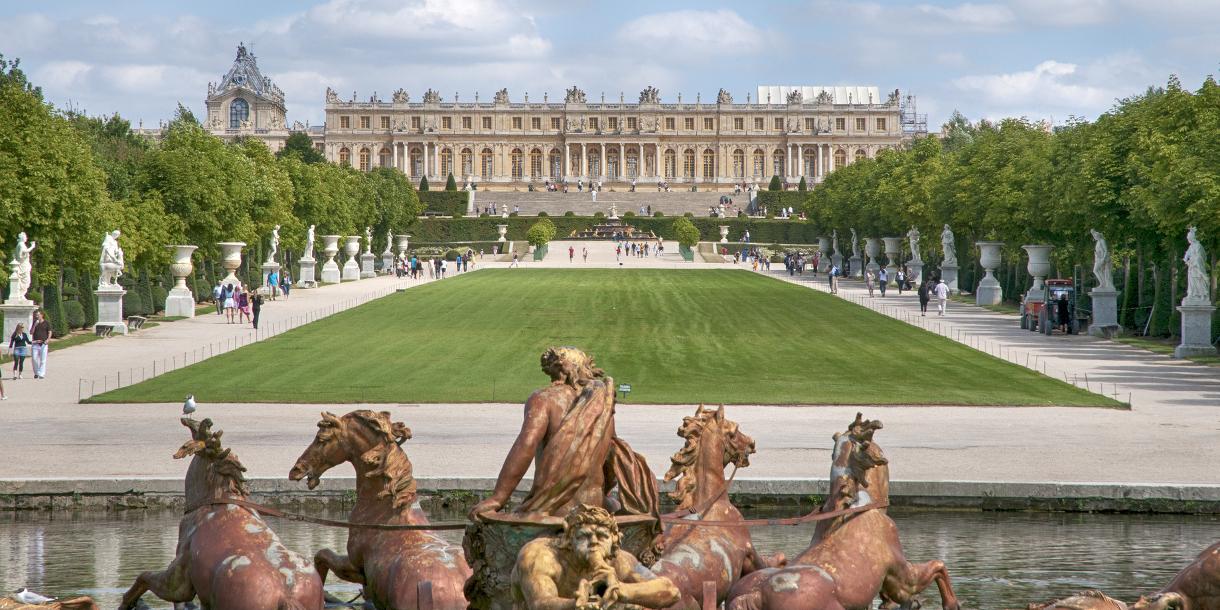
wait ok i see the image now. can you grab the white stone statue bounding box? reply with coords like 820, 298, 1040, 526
907, 226, 922, 263
98, 230, 125, 288
1184, 226, 1210, 303
850, 228, 860, 257
304, 224, 316, 260
832, 230, 840, 256
1090, 229, 1114, 291
8, 232, 35, 303
501, 204, 509, 218
266, 224, 280, 264
941, 224, 957, 266
383, 229, 393, 256
364, 226, 373, 254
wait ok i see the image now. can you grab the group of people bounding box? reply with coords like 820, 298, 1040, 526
3, 309, 52, 398
213, 283, 264, 328
395, 249, 478, 279
865, 266, 915, 298
615, 240, 662, 260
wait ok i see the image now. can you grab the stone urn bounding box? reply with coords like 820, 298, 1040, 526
864, 237, 881, 276
719, 225, 730, 243
165, 245, 198, 317
342, 235, 362, 281
396, 234, 411, 257
882, 237, 903, 285
1022, 244, 1054, 302
817, 237, 831, 272
497, 225, 508, 243
320, 235, 341, 284
975, 241, 1004, 305
216, 242, 246, 288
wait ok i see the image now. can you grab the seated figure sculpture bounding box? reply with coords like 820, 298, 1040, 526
511, 504, 680, 610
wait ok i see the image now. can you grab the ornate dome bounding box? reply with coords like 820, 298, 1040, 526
213, 43, 284, 105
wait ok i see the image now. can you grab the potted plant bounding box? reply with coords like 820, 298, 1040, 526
673, 217, 700, 262
527, 218, 556, 261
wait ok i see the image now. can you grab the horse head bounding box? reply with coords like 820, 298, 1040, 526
664, 404, 755, 510
175, 418, 248, 506
290, 410, 416, 511
1132, 593, 1185, 610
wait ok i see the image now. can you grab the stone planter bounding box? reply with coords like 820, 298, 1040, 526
497, 225, 508, 243
1022, 244, 1053, 302
680, 244, 695, 262
320, 235, 341, 284
342, 236, 361, 281
975, 241, 1004, 306
532, 244, 549, 261
719, 225, 730, 243
817, 237, 831, 272
864, 237, 881, 276
165, 245, 198, 317
216, 242, 246, 289
882, 237, 902, 285
397, 234, 411, 256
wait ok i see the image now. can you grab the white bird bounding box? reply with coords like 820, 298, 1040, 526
183, 395, 197, 418
15, 588, 56, 604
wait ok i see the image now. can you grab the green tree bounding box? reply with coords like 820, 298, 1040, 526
768, 175, 782, 191
419, 176, 430, 191
526, 218, 556, 247
798, 176, 807, 191
445, 173, 457, 191
672, 217, 701, 248
277, 131, 325, 164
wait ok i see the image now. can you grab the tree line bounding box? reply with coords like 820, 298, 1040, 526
806, 74, 1220, 339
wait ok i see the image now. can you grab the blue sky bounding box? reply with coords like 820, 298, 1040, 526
3, 0, 1219, 130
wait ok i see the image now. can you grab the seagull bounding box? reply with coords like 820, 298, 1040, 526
183, 395, 197, 418
15, 588, 56, 604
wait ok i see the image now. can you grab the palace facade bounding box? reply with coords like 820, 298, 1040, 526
203, 45, 919, 191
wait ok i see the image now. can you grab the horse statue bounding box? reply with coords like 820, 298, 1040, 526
726, 413, 961, 610
650, 404, 782, 609
0, 596, 98, 610
289, 410, 471, 610
1131, 539, 1220, 610
120, 418, 323, 610
1028, 590, 1130, 610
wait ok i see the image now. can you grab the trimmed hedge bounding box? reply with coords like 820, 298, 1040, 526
420, 191, 468, 216
755, 191, 807, 212
63, 300, 86, 329
406, 216, 821, 244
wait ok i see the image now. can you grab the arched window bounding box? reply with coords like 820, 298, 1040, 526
804, 149, 817, 177
338, 147, 351, 167
607, 151, 619, 178
854, 148, 867, 162
359, 148, 371, 172
530, 148, 543, 179
586, 150, 600, 178
440, 148, 453, 178
682, 149, 695, 179
481, 147, 494, 180
549, 149, 562, 177
410, 148, 423, 177
772, 150, 784, 178
461, 148, 473, 178
378, 148, 390, 168
511, 148, 524, 180
702, 150, 716, 179
626, 149, 639, 178
664, 149, 677, 178
229, 98, 249, 129
752, 150, 765, 178
732, 149, 745, 178
834, 148, 847, 169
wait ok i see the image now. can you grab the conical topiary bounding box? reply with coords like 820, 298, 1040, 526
419, 176, 430, 191
445, 173, 457, 191
80, 271, 98, 327
42, 284, 70, 338
768, 175, 782, 191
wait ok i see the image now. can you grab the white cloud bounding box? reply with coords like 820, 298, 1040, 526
915, 3, 1015, 29
34, 61, 93, 91
616, 9, 763, 56
1011, 0, 1111, 26
952, 55, 1156, 120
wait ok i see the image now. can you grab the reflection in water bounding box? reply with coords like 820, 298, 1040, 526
1, 508, 1216, 609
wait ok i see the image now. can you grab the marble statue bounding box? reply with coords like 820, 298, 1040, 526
850, 228, 861, 258
1090, 229, 1114, 291
1184, 226, 1210, 302
304, 225, 316, 260
8, 232, 35, 303
383, 229, 393, 256
364, 227, 373, 254
266, 225, 280, 264
98, 230, 125, 288
941, 224, 957, 266
907, 226, 922, 263
832, 230, 840, 256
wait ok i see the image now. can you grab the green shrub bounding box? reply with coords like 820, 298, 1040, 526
80, 272, 97, 327
479, 212, 489, 218
653, 211, 664, 217
509, 211, 519, 217
139, 270, 156, 315
420, 191, 468, 216
564, 211, 576, 217
63, 300, 86, 329
123, 290, 146, 318
419, 176, 430, 191
798, 176, 807, 191
538, 211, 549, 217
624, 211, 636, 218
768, 175, 782, 191
593, 211, 605, 219
151, 286, 169, 312
41, 285, 70, 338
445, 173, 457, 191
684, 212, 694, 218
672, 217, 701, 248
527, 218, 557, 247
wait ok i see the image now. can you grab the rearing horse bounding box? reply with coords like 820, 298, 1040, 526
120, 418, 323, 610
650, 404, 780, 609
289, 410, 471, 610
726, 414, 961, 610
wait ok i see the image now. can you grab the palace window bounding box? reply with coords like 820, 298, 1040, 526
412, 116, 421, 130
512, 117, 523, 130
754, 117, 764, 130
338, 147, 351, 167
549, 149, 562, 177
607, 151, 619, 178
702, 150, 715, 178
229, 98, 249, 128
626, 149, 639, 178
482, 117, 492, 129
627, 117, 637, 130
665, 117, 675, 130
440, 148, 453, 177
856, 117, 866, 131
589, 117, 599, 131
442, 116, 452, 129
410, 148, 423, 176
804, 149, 817, 177
855, 149, 867, 162
360, 116, 370, 129
462, 116, 472, 129
684, 118, 695, 130
664, 149, 677, 178
682, 149, 695, 178
835, 117, 846, 130
530, 148, 543, 179
481, 147, 494, 179
805, 118, 815, 131
586, 150, 601, 176
834, 148, 847, 168
773, 118, 784, 131
704, 117, 714, 130
359, 148, 371, 171
532, 117, 541, 130
379, 148, 390, 167
380, 116, 390, 130
772, 150, 784, 177
340, 115, 350, 129
876, 117, 887, 131
734, 117, 744, 130
551, 117, 561, 130
752, 150, 765, 177
608, 117, 617, 130
461, 148, 473, 177
732, 149, 745, 178
511, 148, 524, 179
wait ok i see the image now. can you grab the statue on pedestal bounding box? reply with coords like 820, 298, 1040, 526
1090, 229, 1114, 291
266, 224, 280, 264
907, 226, 922, 263
8, 232, 35, 304
832, 230, 840, 257
1184, 226, 1210, 303
364, 226, 373, 254
941, 224, 957, 266
383, 228, 393, 256
304, 224, 316, 260
98, 230, 125, 289
850, 228, 860, 258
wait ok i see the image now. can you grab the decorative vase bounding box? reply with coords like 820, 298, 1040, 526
216, 242, 246, 288
397, 234, 411, 256
1022, 244, 1053, 301
882, 237, 902, 285
817, 237, 831, 272
975, 241, 1004, 305
320, 235, 341, 284
719, 226, 730, 243
864, 237, 881, 275
342, 236, 362, 281
165, 245, 198, 317
497, 225, 508, 243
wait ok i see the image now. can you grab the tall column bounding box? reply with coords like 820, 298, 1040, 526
421, 143, 428, 178
817, 144, 823, 179
392, 142, 398, 172
564, 143, 570, 178
599, 144, 606, 179
581, 143, 588, 179
829, 145, 837, 173
797, 144, 804, 178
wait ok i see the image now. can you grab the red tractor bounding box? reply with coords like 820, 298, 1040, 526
1021, 279, 1079, 335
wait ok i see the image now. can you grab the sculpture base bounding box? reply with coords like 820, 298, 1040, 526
297, 258, 317, 288
164, 288, 195, 318
885, 263, 898, 286
940, 265, 959, 294
95, 288, 128, 335
0, 303, 37, 352
219, 271, 242, 290
342, 259, 361, 281
976, 275, 1002, 306
1088, 289, 1120, 338
260, 262, 281, 297
865, 261, 879, 278
907, 262, 924, 287
831, 254, 843, 271
1175, 303, 1217, 358
381, 253, 394, 274
850, 255, 863, 278
360, 253, 376, 279
321, 259, 341, 284
818, 258, 829, 273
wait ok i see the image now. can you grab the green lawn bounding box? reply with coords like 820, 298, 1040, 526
91, 269, 1118, 406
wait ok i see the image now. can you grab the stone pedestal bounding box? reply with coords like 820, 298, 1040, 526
297, 258, 317, 288
165, 245, 197, 318
342, 236, 361, 281
1088, 289, 1120, 338
381, 252, 394, 274
216, 242, 246, 289
940, 265, 959, 294
1175, 302, 1217, 358
832, 253, 843, 272
882, 237, 902, 286
0, 303, 37, 351
849, 255, 863, 278
95, 287, 128, 335
975, 242, 1004, 306
907, 261, 924, 287
360, 252, 377, 279
817, 237, 831, 273
260, 262, 281, 297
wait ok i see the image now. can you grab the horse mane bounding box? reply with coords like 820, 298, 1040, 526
349, 410, 417, 511
663, 404, 746, 511
182, 418, 249, 497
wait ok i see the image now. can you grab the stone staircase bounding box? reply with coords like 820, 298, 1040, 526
468, 190, 749, 217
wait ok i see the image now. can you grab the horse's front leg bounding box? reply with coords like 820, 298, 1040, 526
315, 547, 365, 603
881, 560, 960, 610
119, 554, 194, 610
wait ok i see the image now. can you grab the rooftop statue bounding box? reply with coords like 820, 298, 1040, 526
786, 89, 803, 104
639, 86, 660, 105
565, 85, 587, 104
494, 88, 509, 104
392, 88, 409, 104
816, 90, 834, 104
423, 88, 441, 104
325, 87, 339, 104
717, 88, 733, 104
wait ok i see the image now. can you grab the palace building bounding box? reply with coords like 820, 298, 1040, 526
203, 45, 924, 191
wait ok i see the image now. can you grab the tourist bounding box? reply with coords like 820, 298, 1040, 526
237, 287, 251, 324
9, 323, 32, 379
568, 246, 574, 263
615, 245, 621, 261
829, 264, 840, 293
917, 280, 930, 316
281, 272, 291, 298
30, 309, 50, 379
223, 284, 237, 323
878, 268, 888, 297
582, 247, 587, 263
455, 254, 462, 274
934, 278, 949, 316
267, 269, 279, 301
1057, 293, 1071, 333
866, 269, 875, 297
510, 251, 520, 268
896, 268, 905, 295
440, 258, 448, 278
213, 282, 224, 315
251, 291, 263, 330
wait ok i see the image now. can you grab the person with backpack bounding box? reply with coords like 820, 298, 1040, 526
917, 279, 931, 316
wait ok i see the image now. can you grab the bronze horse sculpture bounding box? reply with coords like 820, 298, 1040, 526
120, 418, 323, 610
1129, 539, 1220, 610
726, 414, 961, 610
0, 596, 98, 610
650, 404, 781, 609
289, 410, 471, 610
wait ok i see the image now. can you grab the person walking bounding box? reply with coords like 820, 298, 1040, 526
237, 286, 251, 324
251, 291, 263, 330
917, 280, 930, 316
213, 282, 223, 315
582, 247, 588, 263
829, 265, 840, 294
866, 269, 875, 297
30, 309, 51, 379
1057, 292, 1071, 333
569, 246, 575, 263
896, 268, 905, 295
934, 278, 950, 316
266, 270, 278, 301
223, 284, 237, 323
510, 251, 520, 268
878, 268, 888, 297
280, 272, 291, 299
9, 323, 32, 379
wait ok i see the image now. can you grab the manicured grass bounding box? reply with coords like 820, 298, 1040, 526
91, 269, 1118, 406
